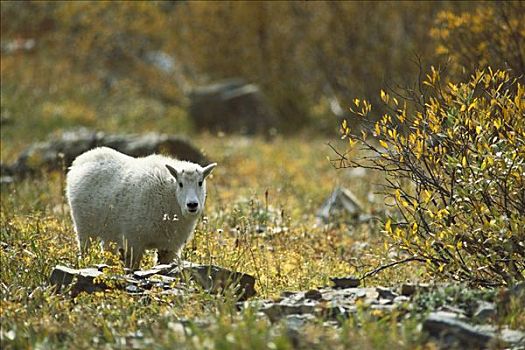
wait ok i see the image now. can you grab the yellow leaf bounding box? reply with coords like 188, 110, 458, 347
385, 219, 392, 234
380, 89, 389, 104
422, 190, 432, 204
468, 99, 477, 112
379, 140, 388, 148
375, 123, 381, 136
476, 125, 482, 134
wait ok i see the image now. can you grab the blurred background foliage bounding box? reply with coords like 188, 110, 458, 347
1, 1, 524, 153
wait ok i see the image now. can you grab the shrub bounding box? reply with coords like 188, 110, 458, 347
335, 68, 525, 286
431, 2, 525, 79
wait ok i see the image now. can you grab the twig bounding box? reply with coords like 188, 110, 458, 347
360, 256, 426, 281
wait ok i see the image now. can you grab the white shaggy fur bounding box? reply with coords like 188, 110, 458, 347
66, 147, 216, 268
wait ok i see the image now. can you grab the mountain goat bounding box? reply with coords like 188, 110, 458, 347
66, 147, 216, 268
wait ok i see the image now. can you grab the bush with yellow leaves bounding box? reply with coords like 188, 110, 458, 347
336, 68, 524, 286
431, 2, 525, 79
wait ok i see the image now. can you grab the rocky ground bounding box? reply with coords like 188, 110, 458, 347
50, 263, 525, 349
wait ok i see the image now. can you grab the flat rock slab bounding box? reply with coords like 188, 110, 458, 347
50, 265, 106, 297
49, 261, 256, 300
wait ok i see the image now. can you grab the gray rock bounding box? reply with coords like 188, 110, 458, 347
304, 289, 323, 301
473, 301, 496, 322
318, 304, 355, 320
317, 187, 364, 223
283, 314, 317, 331
393, 295, 410, 304
369, 304, 396, 313
260, 300, 318, 322
125, 284, 141, 294
49, 265, 107, 296
438, 305, 468, 319
133, 264, 173, 279
169, 261, 257, 301
400, 283, 417, 296
189, 79, 278, 135
50, 262, 256, 300
0, 174, 14, 186
423, 311, 525, 349
330, 276, 361, 289
376, 287, 398, 300
4, 128, 207, 179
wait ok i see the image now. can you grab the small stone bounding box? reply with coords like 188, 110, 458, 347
393, 295, 410, 304
304, 289, 323, 300
400, 283, 417, 296
95, 264, 110, 272
330, 276, 360, 289
133, 265, 172, 279
318, 305, 354, 320
473, 301, 496, 322
376, 287, 398, 300
284, 314, 316, 331
438, 305, 467, 319
281, 291, 297, 298
260, 300, 317, 322
125, 284, 141, 293
355, 289, 367, 298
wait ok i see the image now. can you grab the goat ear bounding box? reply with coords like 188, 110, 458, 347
165, 164, 179, 181
202, 163, 217, 179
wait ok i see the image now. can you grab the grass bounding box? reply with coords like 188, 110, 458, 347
0, 131, 438, 349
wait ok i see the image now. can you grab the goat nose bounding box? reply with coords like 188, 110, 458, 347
187, 202, 198, 210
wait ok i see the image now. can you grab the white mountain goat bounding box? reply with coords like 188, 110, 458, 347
66, 147, 216, 268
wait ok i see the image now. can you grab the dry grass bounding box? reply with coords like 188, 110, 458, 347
0, 134, 431, 349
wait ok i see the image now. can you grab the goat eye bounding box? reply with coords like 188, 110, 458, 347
198, 181, 203, 186
179, 182, 183, 188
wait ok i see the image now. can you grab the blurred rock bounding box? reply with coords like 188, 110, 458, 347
330, 276, 361, 289
423, 311, 525, 349
376, 286, 398, 300
304, 289, 323, 300
317, 187, 364, 223
473, 301, 496, 322
260, 300, 318, 322
189, 79, 278, 135
400, 283, 417, 296
3, 128, 207, 179
241, 285, 403, 325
